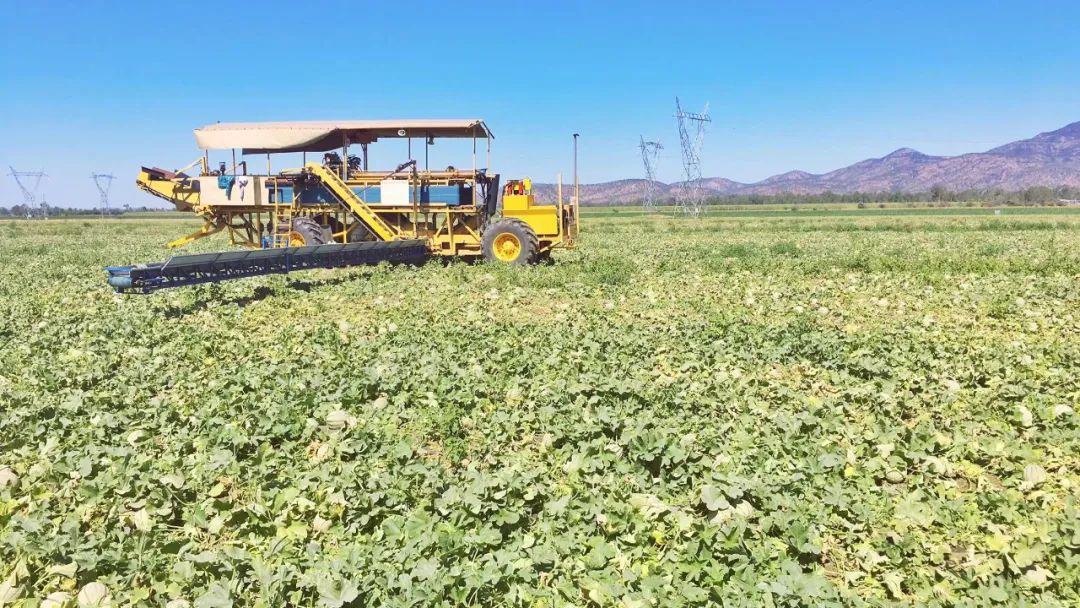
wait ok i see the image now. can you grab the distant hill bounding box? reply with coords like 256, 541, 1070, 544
533, 121, 1080, 204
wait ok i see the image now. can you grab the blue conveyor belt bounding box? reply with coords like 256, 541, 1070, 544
105, 240, 429, 294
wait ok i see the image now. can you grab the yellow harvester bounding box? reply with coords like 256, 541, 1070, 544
111, 120, 578, 292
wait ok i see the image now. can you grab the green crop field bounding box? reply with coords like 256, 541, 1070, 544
1, 209, 1079, 607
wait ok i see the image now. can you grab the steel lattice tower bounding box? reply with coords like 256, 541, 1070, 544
639, 136, 663, 212
91, 173, 116, 217
674, 97, 711, 216
8, 166, 47, 218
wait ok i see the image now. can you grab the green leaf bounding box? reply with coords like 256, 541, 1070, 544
194, 583, 232, 608
316, 578, 359, 608
700, 485, 730, 511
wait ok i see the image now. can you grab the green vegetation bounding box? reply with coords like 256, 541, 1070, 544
580, 185, 1080, 209
581, 203, 1080, 219
0, 206, 173, 219
1, 210, 1078, 606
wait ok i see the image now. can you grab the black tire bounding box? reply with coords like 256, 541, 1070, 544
290, 216, 328, 246
481, 218, 538, 265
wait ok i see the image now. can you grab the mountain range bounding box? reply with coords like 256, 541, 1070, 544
535, 121, 1080, 204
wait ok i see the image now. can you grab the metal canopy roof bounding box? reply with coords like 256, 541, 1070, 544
194, 119, 493, 153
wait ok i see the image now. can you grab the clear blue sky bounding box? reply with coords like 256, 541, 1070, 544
2, 0, 1078, 208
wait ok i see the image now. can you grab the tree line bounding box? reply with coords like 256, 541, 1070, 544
616, 185, 1080, 207
0, 205, 165, 218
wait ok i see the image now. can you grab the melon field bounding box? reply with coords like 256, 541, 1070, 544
1, 207, 1079, 607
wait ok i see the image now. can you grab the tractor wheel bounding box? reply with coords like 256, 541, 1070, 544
284, 217, 328, 247
482, 218, 538, 265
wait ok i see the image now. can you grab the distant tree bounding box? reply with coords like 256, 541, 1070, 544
1023, 186, 1054, 204
930, 184, 948, 202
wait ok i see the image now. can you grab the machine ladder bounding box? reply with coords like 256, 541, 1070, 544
272, 204, 296, 247
305, 163, 398, 242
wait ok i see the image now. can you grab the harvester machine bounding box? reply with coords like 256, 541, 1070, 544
106, 120, 579, 293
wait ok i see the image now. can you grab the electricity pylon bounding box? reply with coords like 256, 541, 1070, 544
8, 166, 46, 218
91, 173, 116, 218
639, 136, 663, 212
674, 97, 711, 216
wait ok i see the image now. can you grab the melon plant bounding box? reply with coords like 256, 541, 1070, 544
1, 210, 1079, 606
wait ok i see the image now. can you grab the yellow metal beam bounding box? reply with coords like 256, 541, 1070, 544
305, 163, 398, 242
167, 219, 224, 249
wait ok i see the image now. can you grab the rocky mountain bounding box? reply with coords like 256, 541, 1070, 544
534, 121, 1080, 204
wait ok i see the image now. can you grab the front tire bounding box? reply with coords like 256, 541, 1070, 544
481, 218, 538, 265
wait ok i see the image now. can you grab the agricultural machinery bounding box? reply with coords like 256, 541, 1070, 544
106, 120, 579, 293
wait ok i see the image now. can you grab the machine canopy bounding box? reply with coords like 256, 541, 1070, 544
194, 119, 493, 154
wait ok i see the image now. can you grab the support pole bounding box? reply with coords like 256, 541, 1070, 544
262, 154, 270, 243
557, 172, 563, 239
342, 136, 348, 180
573, 133, 580, 205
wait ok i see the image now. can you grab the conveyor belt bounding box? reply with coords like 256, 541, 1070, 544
105, 240, 429, 294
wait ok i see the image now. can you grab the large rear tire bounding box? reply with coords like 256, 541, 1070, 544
481, 219, 538, 265
286, 217, 328, 247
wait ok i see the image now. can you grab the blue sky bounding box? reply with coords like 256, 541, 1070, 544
2, 0, 1079, 208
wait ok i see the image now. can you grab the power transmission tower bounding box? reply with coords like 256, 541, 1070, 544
91, 173, 116, 218
639, 136, 663, 212
8, 166, 47, 219
673, 97, 711, 216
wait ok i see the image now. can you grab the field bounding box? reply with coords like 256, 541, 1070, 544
1, 208, 1079, 606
